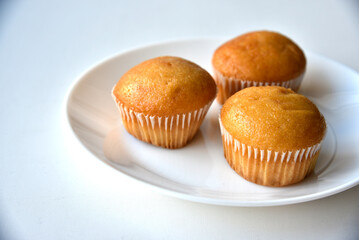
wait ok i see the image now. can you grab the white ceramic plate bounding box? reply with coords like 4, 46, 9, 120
66, 39, 359, 206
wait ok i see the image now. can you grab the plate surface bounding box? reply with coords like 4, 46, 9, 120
67, 39, 359, 206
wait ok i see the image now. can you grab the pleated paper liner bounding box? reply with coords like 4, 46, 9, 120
112, 97, 213, 149
219, 118, 324, 187
213, 69, 305, 104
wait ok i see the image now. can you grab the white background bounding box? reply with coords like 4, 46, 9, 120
1, 0, 359, 239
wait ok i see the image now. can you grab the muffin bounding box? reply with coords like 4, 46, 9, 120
112, 56, 217, 149
219, 86, 326, 187
212, 30, 306, 104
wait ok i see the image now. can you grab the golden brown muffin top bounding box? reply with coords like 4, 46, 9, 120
221, 86, 326, 151
212, 31, 306, 82
112, 56, 217, 116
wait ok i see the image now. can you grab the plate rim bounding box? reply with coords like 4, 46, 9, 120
65, 38, 359, 207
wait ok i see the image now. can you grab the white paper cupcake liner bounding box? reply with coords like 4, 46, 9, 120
219, 118, 323, 186
213, 68, 305, 104
112, 94, 213, 148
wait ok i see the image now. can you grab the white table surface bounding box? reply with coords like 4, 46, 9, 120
1, 0, 359, 239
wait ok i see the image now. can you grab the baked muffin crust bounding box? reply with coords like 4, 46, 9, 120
113, 56, 217, 116
212, 31, 306, 82
221, 86, 326, 151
